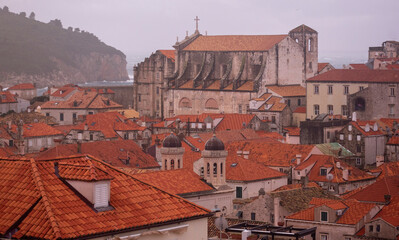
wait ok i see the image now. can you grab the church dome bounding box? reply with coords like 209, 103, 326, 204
162, 133, 182, 148
205, 135, 225, 151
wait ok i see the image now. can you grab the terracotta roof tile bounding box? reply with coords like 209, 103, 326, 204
371, 161, 399, 180
158, 50, 175, 62
284, 127, 300, 136
272, 182, 320, 193
0, 155, 210, 239
37, 140, 159, 169
345, 176, 399, 203
227, 141, 314, 167
0, 91, 17, 103
8, 83, 35, 90
183, 35, 287, 51
307, 69, 399, 83
10, 123, 63, 137
349, 64, 369, 70
215, 114, 256, 131
226, 154, 286, 182
372, 196, 399, 226
351, 121, 384, 136
290, 24, 317, 33
255, 131, 284, 141
58, 162, 113, 181
387, 136, 399, 145
294, 106, 306, 113
303, 155, 375, 183
134, 169, 214, 195
318, 63, 329, 72
266, 85, 306, 97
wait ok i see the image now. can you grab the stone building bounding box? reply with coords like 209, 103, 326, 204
134, 24, 318, 118
7, 83, 36, 101
133, 50, 175, 118
369, 40, 399, 60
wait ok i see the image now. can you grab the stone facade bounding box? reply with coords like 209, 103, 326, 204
369, 41, 399, 60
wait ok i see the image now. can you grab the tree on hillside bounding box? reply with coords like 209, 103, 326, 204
29, 12, 35, 20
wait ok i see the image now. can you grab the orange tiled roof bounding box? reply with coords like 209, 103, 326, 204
271, 182, 320, 193
8, 83, 35, 90
387, 64, 399, 70
215, 114, 256, 131
74, 112, 145, 138
183, 35, 287, 51
287, 198, 376, 225
351, 121, 384, 136
58, 162, 113, 181
372, 196, 399, 226
226, 154, 286, 182
41, 91, 122, 110
0, 155, 210, 239
266, 85, 306, 97
255, 131, 284, 141
387, 136, 399, 145
227, 141, 314, 167
10, 123, 63, 138
294, 106, 306, 113
37, 139, 159, 169
284, 127, 300, 136
318, 63, 329, 72
372, 162, 399, 180
307, 69, 399, 83
304, 154, 375, 183
345, 176, 399, 203
0, 91, 17, 103
349, 64, 369, 70
50, 86, 77, 98
134, 169, 214, 195
158, 50, 175, 62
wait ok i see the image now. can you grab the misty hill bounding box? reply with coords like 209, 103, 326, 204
0, 7, 129, 87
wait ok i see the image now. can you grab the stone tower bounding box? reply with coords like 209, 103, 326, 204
160, 133, 185, 170
202, 134, 227, 187
289, 24, 318, 83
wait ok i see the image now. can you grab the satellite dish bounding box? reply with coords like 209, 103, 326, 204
326, 173, 334, 181
215, 216, 228, 231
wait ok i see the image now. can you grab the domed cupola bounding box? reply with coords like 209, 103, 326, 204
205, 134, 225, 151
162, 133, 182, 148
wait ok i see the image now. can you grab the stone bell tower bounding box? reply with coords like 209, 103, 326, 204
202, 134, 227, 187
160, 133, 185, 170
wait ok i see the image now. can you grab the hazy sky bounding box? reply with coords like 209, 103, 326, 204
1, 0, 399, 64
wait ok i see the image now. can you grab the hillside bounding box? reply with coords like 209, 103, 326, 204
0, 7, 129, 87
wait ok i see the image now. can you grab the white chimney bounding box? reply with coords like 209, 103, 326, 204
352, 111, 357, 122
273, 197, 280, 226
242, 230, 251, 240
365, 123, 370, 132
342, 168, 349, 181
296, 154, 302, 165
243, 151, 250, 159
376, 155, 384, 167
373, 122, 378, 131
336, 162, 341, 169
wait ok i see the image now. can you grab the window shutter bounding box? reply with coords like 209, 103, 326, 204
94, 183, 109, 208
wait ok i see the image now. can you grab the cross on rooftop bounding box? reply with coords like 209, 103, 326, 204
194, 16, 200, 33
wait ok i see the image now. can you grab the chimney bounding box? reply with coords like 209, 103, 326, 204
301, 176, 308, 188
242, 230, 251, 240
373, 122, 378, 131
352, 112, 357, 122
336, 161, 341, 169
342, 168, 349, 181
296, 154, 302, 165
273, 197, 280, 226
384, 194, 391, 204
77, 141, 82, 153
242, 151, 250, 159
365, 123, 370, 132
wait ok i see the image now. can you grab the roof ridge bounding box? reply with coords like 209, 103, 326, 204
29, 158, 62, 239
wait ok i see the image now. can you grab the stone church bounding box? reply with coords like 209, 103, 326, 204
133, 24, 318, 118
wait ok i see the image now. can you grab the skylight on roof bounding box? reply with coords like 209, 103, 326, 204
231, 163, 238, 167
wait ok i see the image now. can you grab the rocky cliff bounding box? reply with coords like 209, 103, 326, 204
0, 7, 129, 88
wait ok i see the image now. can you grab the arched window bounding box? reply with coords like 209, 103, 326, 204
207, 163, 210, 175
177, 159, 180, 169
164, 159, 167, 170
354, 98, 366, 111
213, 163, 217, 175
220, 163, 223, 175
179, 97, 192, 108
205, 98, 218, 109
171, 159, 175, 169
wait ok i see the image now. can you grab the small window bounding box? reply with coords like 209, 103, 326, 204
156, 87, 160, 95
287, 99, 291, 106
348, 134, 352, 141
348, 125, 352, 131
376, 224, 380, 232
320, 168, 327, 176
356, 158, 361, 165
236, 186, 243, 199
72, 113, 77, 120
46, 113, 50, 117
138, 94, 141, 102
344, 85, 349, 95
9, 140, 13, 147
327, 131, 330, 139
342, 105, 348, 116
357, 145, 361, 153
213, 163, 217, 175
314, 104, 320, 115
369, 225, 373, 232
328, 85, 333, 95
298, 98, 301, 106
340, 133, 344, 140
251, 212, 256, 220
60, 113, 64, 121
88, 112, 93, 115
321, 211, 328, 222
390, 87, 395, 96
272, 116, 276, 123
238, 105, 242, 113
357, 135, 361, 141
327, 105, 333, 115
314, 85, 319, 94
359, 86, 364, 91
90, 134, 94, 141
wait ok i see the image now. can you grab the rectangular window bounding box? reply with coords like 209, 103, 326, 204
287, 99, 291, 106
357, 145, 361, 153
342, 105, 348, 116
327, 131, 330, 139
357, 135, 361, 141
369, 225, 373, 232
28, 139, 33, 147
60, 113, 64, 121
46, 113, 50, 117
236, 186, 243, 199
321, 211, 328, 222
320, 234, 328, 240
348, 134, 352, 141
320, 168, 327, 176
314, 85, 319, 94
340, 133, 344, 140
328, 85, 333, 95
359, 86, 364, 91
72, 113, 77, 120
314, 105, 320, 115
251, 212, 256, 220
88, 112, 93, 115
376, 224, 380, 232
90, 134, 94, 141
356, 158, 361, 165
238, 105, 242, 114
328, 105, 333, 115
156, 87, 160, 95
344, 85, 349, 95
389, 104, 394, 115
138, 94, 141, 102
390, 87, 395, 96
206, 123, 212, 129
298, 98, 301, 106
272, 116, 276, 123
